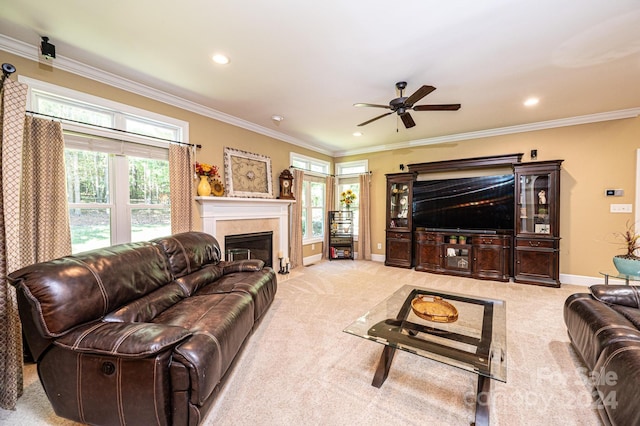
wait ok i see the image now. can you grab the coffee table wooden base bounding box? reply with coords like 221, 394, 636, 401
371, 346, 491, 426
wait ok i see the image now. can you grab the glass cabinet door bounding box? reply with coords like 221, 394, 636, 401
389, 182, 410, 229
518, 174, 551, 234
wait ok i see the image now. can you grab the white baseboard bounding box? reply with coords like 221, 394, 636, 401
303, 253, 323, 266
371, 254, 385, 263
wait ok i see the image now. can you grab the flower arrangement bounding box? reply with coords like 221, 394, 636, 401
340, 189, 356, 208
195, 161, 220, 178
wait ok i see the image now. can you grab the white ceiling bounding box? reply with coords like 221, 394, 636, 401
1, 0, 640, 156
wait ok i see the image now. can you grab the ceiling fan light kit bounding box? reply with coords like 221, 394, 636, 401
355, 81, 461, 129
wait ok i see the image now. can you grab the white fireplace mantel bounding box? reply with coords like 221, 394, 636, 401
196, 196, 294, 256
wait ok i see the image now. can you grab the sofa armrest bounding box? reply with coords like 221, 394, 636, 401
591, 285, 640, 309
54, 321, 191, 358
223, 259, 264, 274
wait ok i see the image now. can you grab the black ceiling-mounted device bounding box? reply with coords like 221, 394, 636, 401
40, 37, 56, 59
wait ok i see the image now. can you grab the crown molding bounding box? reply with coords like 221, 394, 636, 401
3, 34, 639, 159
0, 34, 334, 156
335, 108, 640, 157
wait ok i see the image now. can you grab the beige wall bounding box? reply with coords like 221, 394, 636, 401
338, 117, 640, 278
6, 51, 639, 279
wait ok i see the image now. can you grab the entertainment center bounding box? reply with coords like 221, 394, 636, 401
384, 154, 563, 287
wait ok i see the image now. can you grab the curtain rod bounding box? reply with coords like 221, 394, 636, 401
25, 110, 201, 149
289, 165, 372, 177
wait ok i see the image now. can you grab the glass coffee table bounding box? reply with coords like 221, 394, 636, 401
343, 285, 506, 426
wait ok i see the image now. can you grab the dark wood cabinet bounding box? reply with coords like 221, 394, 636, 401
414, 231, 444, 273
414, 230, 511, 281
513, 160, 563, 287
385, 173, 416, 268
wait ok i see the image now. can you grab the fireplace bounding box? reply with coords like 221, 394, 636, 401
225, 231, 273, 268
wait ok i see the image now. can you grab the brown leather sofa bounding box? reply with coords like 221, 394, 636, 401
9, 231, 277, 426
564, 285, 640, 426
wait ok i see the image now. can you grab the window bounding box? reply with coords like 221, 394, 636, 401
23, 77, 187, 253
291, 153, 330, 243
335, 160, 368, 237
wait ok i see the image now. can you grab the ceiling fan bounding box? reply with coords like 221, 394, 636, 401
354, 81, 461, 129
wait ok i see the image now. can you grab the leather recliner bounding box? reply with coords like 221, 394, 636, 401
9, 231, 277, 426
564, 285, 640, 426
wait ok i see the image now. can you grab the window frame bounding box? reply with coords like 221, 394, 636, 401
291, 153, 331, 244
335, 160, 368, 238
22, 77, 187, 252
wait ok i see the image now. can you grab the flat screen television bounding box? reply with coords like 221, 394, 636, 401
412, 174, 515, 233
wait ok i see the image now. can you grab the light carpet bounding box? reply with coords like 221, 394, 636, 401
1, 261, 602, 426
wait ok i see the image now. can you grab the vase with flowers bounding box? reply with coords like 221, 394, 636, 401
195, 161, 220, 196
340, 189, 356, 210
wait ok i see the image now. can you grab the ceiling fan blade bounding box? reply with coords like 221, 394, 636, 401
353, 103, 390, 109
400, 112, 416, 129
357, 112, 393, 127
413, 104, 461, 111
404, 85, 436, 106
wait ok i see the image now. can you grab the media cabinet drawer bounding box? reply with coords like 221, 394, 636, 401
516, 238, 556, 249
475, 236, 508, 246
415, 232, 443, 243
387, 231, 411, 240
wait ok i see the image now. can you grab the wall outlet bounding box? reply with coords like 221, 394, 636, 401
610, 204, 633, 213
377, 243, 382, 250
311, 243, 315, 250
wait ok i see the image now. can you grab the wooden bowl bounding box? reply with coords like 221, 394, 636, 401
411, 295, 458, 323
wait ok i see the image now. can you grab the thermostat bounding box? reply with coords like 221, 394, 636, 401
605, 189, 624, 197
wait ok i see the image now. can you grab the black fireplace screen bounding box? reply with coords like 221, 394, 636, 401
224, 231, 273, 268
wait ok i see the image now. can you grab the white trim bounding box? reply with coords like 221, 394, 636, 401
4, 34, 638, 158
0, 34, 333, 156
195, 196, 294, 257
335, 159, 369, 176
303, 253, 323, 266
334, 108, 640, 157
371, 254, 386, 263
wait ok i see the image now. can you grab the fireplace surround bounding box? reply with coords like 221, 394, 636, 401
196, 196, 294, 263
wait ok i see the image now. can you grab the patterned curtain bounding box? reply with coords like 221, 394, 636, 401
323, 175, 335, 259
356, 173, 372, 260
290, 169, 304, 268
20, 116, 72, 265
0, 78, 28, 410
169, 144, 194, 234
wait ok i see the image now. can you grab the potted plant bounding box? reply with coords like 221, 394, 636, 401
458, 236, 467, 244
449, 236, 457, 244
613, 222, 640, 276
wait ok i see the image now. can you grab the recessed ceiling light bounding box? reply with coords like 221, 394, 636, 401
353, 131, 363, 137
212, 54, 230, 65
524, 97, 539, 107
271, 115, 284, 122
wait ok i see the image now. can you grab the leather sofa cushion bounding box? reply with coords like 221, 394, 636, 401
153, 232, 222, 279
610, 304, 640, 329
198, 269, 276, 321
9, 242, 172, 337
55, 321, 191, 358
104, 282, 186, 323
222, 259, 265, 274
154, 292, 255, 406
591, 285, 640, 309
175, 264, 224, 296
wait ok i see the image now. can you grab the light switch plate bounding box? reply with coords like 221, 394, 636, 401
610, 204, 633, 213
